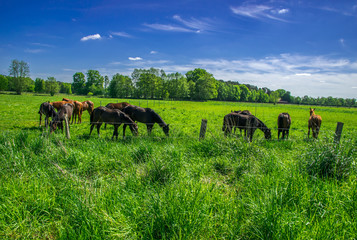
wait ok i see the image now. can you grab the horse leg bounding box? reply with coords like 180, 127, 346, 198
97, 123, 102, 137
278, 129, 281, 139
89, 124, 95, 136
147, 124, 153, 135
39, 113, 42, 127
308, 126, 311, 138
45, 116, 49, 128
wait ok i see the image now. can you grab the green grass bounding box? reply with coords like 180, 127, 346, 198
0, 93, 356, 239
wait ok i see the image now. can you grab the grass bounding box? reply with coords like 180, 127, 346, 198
0, 93, 356, 239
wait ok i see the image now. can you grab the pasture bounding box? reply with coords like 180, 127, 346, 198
0, 93, 356, 239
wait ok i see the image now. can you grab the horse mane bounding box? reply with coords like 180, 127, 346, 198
150, 109, 167, 127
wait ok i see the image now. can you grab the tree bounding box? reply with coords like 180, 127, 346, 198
34, 78, 45, 93
60, 82, 72, 94
104, 75, 110, 95
86, 70, 104, 95
8, 59, 30, 94
45, 77, 59, 96
0, 75, 9, 91
108, 74, 133, 98
269, 91, 280, 104
72, 72, 86, 94
239, 85, 251, 102
186, 68, 217, 100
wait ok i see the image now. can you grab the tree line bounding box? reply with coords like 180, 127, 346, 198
1, 59, 356, 107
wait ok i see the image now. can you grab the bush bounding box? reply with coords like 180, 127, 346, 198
301, 141, 355, 180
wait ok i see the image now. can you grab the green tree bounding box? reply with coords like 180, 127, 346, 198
45, 77, 59, 96
239, 85, 251, 102
72, 72, 86, 94
269, 91, 280, 104
8, 59, 30, 95
186, 68, 217, 100
34, 78, 45, 93
104, 75, 110, 95
86, 70, 104, 95
0, 75, 9, 91
60, 82, 72, 94
108, 74, 133, 98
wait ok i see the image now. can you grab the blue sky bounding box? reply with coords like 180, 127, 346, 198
1, 0, 356, 98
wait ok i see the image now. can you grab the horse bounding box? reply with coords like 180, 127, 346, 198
122, 105, 170, 136
223, 112, 271, 141
38, 102, 57, 128
72, 101, 83, 124
231, 110, 252, 134
82, 100, 94, 115
308, 108, 322, 139
50, 103, 74, 133
277, 112, 291, 139
104, 102, 131, 129
49, 101, 68, 111
89, 106, 138, 140
105, 102, 131, 110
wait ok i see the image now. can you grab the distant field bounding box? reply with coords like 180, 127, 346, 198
0, 93, 356, 239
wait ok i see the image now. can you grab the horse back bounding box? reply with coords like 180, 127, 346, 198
278, 113, 291, 129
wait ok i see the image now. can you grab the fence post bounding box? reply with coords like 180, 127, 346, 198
199, 119, 207, 141
64, 114, 71, 139
334, 122, 344, 144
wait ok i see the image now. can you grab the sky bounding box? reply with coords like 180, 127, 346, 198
1, 0, 356, 98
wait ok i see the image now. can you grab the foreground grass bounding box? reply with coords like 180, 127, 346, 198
0, 93, 356, 239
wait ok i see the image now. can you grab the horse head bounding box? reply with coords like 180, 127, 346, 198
309, 108, 316, 116
163, 124, 170, 137
264, 128, 272, 139
130, 122, 139, 136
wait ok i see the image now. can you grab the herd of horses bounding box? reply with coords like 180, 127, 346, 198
38, 98, 322, 141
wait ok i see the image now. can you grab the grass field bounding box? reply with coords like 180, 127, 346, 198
0, 93, 356, 239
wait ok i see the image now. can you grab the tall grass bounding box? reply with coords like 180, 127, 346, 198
0, 93, 356, 239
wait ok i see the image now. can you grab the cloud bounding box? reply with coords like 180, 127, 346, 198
31, 42, 54, 48
143, 23, 194, 32
24, 48, 44, 53
128, 57, 143, 61
230, 4, 289, 22
110, 31, 132, 38
80, 34, 101, 41
150, 51, 158, 54
173, 15, 215, 32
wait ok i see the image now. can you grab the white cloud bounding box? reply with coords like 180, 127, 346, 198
143, 23, 194, 32
230, 4, 289, 22
110, 31, 132, 38
128, 57, 143, 61
25, 48, 43, 53
150, 51, 158, 54
80, 34, 101, 41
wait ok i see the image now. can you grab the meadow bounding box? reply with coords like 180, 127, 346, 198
0, 93, 356, 239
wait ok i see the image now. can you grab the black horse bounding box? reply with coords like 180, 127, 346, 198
38, 102, 57, 128
89, 106, 138, 140
231, 110, 252, 134
50, 103, 73, 133
122, 105, 169, 136
277, 112, 291, 139
222, 112, 271, 141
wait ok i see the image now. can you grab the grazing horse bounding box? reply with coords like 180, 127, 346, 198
104, 102, 131, 129
89, 106, 138, 140
308, 108, 322, 139
223, 112, 271, 141
122, 105, 170, 136
105, 102, 131, 110
38, 102, 57, 128
50, 103, 74, 133
277, 112, 291, 139
231, 110, 252, 134
50, 101, 68, 111
71, 101, 83, 124
82, 100, 94, 115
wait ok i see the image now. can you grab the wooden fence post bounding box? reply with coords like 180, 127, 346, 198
199, 119, 207, 141
334, 122, 344, 144
64, 114, 70, 139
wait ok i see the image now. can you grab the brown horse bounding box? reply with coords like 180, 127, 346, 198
50, 101, 68, 111
82, 100, 94, 115
105, 102, 131, 110
122, 105, 170, 136
38, 102, 57, 128
89, 106, 138, 140
50, 103, 74, 133
72, 101, 83, 124
277, 112, 291, 139
222, 112, 271, 141
308, 108, 322, 139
